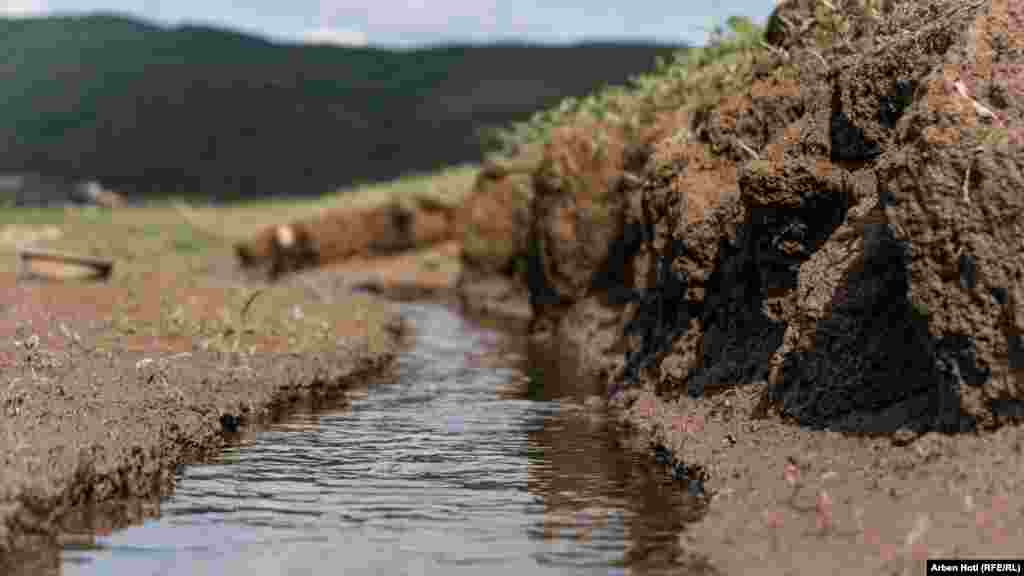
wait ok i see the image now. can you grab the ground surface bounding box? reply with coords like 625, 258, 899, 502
0, 205, 403, 573
608, 384, 1024, 576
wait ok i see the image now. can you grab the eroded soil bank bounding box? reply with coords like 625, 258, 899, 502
59, 303, 716, 575
0, 173, 490, 572
0, 257, 402, 573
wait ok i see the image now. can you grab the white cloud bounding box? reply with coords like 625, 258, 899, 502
301, 26, 369, 46
0, 0, 48, 16
316, 0, 502, 37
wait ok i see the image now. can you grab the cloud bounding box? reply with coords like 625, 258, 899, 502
302, 26, 369, 47
316, 0, 503, 38
0, 0, 47, 16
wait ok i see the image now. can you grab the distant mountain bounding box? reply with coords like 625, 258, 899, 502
0, 12, 685, 200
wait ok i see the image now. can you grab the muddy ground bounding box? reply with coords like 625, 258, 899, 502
608, 383, 1024, 575
0, 208, 407, 573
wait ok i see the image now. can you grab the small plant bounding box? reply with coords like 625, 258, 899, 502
172, 236, 204, 253
135, 353, 192, 404
421, 256, 442, 271
512, 254, 529, 279
763, 508, 786, 552
910, 297, 930, 320
813, 0, 853, 47
978, 125, 1013, 148
775, 458, 840, 537
815, 490, 835, 534
634, 394, 658, 419
15, 332, 65, 376
784, 458, 803, 503
587, 200, 615, 229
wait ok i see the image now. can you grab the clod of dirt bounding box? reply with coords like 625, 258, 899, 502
453, 162, 535, 320
235, 197, 459, 281
528, 122, 631, 321
456, 161, 534, 274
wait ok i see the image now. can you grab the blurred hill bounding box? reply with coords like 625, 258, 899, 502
0, 13, 684, 201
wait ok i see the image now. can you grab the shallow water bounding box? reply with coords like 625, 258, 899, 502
62, 303, 704, 575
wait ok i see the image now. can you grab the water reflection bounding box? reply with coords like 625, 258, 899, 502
62, 303, 706, 575
508, 323, 709, 574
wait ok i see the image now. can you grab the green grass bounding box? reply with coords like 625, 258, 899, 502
0, 208, 397, 362
484, 1, 891, 161
163, 164, 480, 241
0, 207, 73, 227
483, 16, 766, 159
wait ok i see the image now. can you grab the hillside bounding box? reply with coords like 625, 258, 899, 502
0, 13, 683, 201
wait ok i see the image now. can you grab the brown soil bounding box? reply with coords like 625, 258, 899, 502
234, 197, 459, 280
0, 211, 403, 572
610, 383, 1024, 575
517, 0, 1024, 572
453, 161, 538, 320
295, 240, 465, 302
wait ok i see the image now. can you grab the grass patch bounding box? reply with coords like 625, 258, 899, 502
0, 170, 471, 359
482, 16, 766, 159
166, 164, 480, 242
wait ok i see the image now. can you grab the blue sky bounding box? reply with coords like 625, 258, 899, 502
0, 0, 775, 47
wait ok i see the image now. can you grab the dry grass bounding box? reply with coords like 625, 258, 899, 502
0, 193, 400, 359
168, 164, 479, 243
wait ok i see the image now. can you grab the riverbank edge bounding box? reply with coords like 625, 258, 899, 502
0, 317, 404, 574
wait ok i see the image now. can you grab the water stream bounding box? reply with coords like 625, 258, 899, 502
62, 303, 703, 575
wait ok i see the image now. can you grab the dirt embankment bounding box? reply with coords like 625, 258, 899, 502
0, 252, 402, 572
507, 0, 1024, 572
453, 159, 539, 320
232, 160, 540, 319
234, 196, 458, 281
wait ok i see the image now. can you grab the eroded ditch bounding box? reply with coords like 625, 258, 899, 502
61, 303, 710, 575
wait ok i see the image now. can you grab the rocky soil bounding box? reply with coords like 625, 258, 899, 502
508, 0, 1024, 572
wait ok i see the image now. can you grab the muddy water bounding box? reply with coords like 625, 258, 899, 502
62, 303, 704, 575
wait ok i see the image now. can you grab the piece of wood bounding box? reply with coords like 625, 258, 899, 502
18, 248, 114, 281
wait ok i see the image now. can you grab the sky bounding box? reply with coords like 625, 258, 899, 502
0, 0, 776, 48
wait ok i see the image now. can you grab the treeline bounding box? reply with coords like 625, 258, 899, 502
0, 13, 683, 201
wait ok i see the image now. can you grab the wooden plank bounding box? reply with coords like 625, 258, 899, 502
18, 248, 114, 280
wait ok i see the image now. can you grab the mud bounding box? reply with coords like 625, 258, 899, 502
612, 384, 1024, 575
0, 268, 400, 572
281, 240, 465, 302
516, 0, 1024, 572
